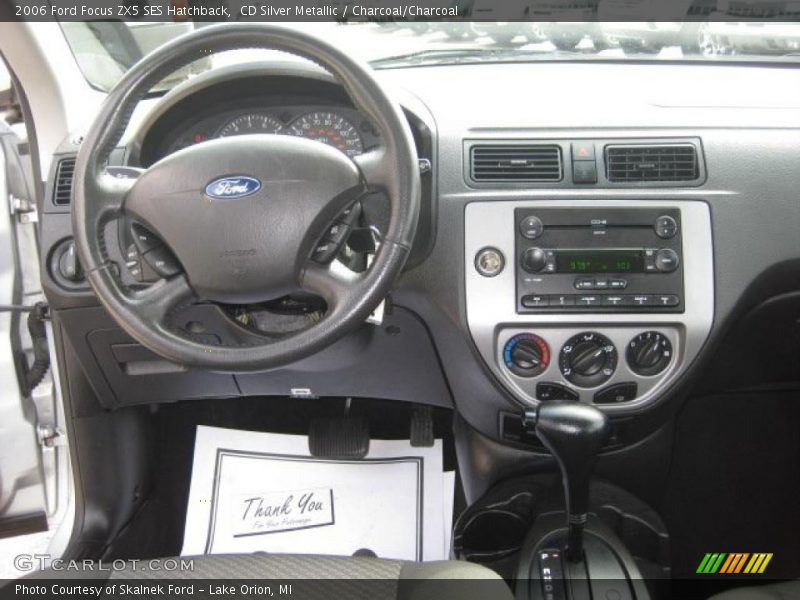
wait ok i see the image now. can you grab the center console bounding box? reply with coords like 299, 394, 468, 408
464, 200, 713, 414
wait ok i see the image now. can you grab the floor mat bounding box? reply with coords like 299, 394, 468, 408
181, 426, 454, 561
662, 390, 800, 594
105, 397, 458, 562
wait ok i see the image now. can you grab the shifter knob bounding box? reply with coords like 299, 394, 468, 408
528, 401, 610, 562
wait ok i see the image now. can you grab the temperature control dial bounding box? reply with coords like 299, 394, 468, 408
627, 331, 673, 376
503, 334, 550, 378
559, 332, 617, 388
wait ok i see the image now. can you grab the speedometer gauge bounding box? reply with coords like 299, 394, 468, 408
289, 111, 364, 157
218, 114, 283, 137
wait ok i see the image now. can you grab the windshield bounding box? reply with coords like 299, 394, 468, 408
60, 20, 800, 92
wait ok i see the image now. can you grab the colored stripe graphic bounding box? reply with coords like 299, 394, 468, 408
719, 554, 736, 574
710, 553, 726, 573
697, 553, 713, 573
758, 554, 773, 573
733, 553, 750, 574
697, 553, 727, 574
720, 553, 739, 574
700, 553, 773, 574
744, 554, 761, 574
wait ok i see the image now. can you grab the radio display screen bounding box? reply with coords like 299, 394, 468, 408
556, 250, 645, 274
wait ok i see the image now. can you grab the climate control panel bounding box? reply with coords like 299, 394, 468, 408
497, 327, 679, 407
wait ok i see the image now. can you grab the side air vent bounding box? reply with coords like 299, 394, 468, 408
53, 157, 76, 205
470, 144, 562, 183
605, 144, 699, 183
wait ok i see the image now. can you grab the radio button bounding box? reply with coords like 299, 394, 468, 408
520, 216, 544, 240
550, 295, 576, 307
609, 279, 628, 289
655, 215, 678, 239
629, 295, 654, 307
594, 280, 610, 290
577, 295, 600, 306
655, 248, 680, 273
656, 294, 680, 307
644, 248, 658, 272
522, 295, 550, 308
575, 278, 596, 290
603, 295, 626, 307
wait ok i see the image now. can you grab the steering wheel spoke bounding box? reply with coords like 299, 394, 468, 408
95, 167, 144, 220
301, 261, 360, 309
133, 275, 196, 325
353, 147, 391, 190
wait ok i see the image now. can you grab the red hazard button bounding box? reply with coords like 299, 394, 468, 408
571, 142, 596, 161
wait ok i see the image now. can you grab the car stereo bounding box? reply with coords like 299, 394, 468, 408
514, 207, 684, 312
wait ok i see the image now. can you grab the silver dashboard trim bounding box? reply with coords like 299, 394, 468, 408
464, 199, 714, 414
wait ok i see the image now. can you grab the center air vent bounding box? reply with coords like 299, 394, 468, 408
605, 144, 699, 183
53, 157, 76, 206
470, 144, 562, 183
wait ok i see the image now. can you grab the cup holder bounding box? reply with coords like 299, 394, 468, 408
453, 475, 671, 584
453, 482, 549, 579
456, 502, 531, 561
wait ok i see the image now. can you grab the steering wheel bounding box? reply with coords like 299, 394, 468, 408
72, 24, 420, 372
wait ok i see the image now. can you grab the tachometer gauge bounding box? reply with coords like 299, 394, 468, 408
218, 114, 283, 137
289, 111, 364, 157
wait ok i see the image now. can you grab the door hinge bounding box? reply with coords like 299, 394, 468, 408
9, 194, 38, 224
36, 424, 65, 448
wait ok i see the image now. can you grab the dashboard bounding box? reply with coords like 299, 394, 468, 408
41, 60, 800, 453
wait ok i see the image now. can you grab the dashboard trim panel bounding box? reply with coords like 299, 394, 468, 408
464, 199, 714, 414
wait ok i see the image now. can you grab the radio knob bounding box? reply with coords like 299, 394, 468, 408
654, 215, 678, 239
655, 248, 680, 273
521, 247, 547, 273
520, 216, 544, 240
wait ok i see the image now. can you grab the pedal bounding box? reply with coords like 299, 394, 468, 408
410, 406, 434, 448
308, 416, 370, 459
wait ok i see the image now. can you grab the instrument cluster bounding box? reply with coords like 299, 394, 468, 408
161, 105, 377, 159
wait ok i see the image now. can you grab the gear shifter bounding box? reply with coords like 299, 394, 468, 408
524, 401, 610, 562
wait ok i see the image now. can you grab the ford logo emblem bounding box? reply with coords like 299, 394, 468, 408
205, 176, 261, 199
